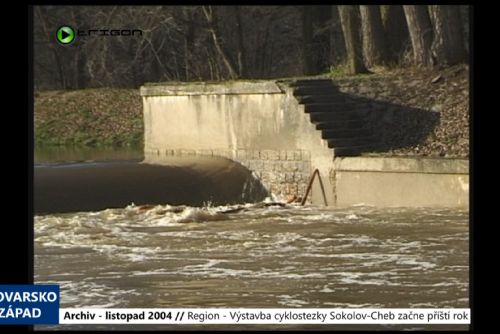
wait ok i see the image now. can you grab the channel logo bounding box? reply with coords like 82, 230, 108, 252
55, 25, 143, 46
0, 285, 60, 324
56, 26, 75, 45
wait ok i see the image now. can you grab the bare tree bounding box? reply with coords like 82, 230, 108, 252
360, 5, 387, 67
339, 5, 368, 74
231, 6, 247, 77
330, 6, 346, 66
459, 6, 470, 58
380, 5, 409, 64
35, 6, 67, 89
403, 5, 433, 66
302, 6, 314, 74
202, 6, 238, 79
428, 5, 466, 66
252, 7, 281, 77
33, 5, 469, 90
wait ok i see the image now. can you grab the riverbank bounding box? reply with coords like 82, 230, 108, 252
331, 64, 469, 158
34, 65, 469, 156
34, 88, 142, 147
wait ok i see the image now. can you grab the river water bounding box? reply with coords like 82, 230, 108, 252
34, 147, 469, 330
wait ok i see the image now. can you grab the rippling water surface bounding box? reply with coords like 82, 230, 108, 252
35, 203, 469, 330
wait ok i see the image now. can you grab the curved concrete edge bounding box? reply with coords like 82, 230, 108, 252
34, 158, 269, 214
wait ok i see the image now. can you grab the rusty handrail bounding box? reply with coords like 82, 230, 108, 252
300, 169, 328, 206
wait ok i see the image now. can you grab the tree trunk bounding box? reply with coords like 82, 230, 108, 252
360, 5, 387, 67
232, 6, 247, 77
256, 8, 278, 77
182, 7, 195, 81
403, 5, 433, 66
71, 8, 88, 89
202, 6, 238, 80
302, 6, 315, 75
380, 5, 409, 64
330, 6, 346, 65
339, 5, 368, 74
428, 5, 466, 66
459, 6, 470, 58
313, 6, 332, 73
36, 6, 67, 89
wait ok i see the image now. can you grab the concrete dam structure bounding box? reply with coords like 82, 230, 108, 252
140, 80, 469, 208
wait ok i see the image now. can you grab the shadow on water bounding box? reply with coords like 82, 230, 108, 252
34, 157, 269, 214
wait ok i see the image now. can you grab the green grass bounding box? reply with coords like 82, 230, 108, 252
35, 88, 143, 147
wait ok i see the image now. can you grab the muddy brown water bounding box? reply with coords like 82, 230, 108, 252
34, 149, 469, 330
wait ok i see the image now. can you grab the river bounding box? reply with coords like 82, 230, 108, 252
34, 147, 469, 330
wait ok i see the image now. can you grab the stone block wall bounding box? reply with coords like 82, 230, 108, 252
144, 148, 312, 201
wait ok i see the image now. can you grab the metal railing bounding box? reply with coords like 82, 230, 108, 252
301, 168, 328, 206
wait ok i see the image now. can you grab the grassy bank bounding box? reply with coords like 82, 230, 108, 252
35, 65, 469, 158
34, 88, 143, 147
331, 64, 469, 158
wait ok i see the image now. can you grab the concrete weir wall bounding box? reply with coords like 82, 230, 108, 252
140, 81, 335, 204
140, 81, 469, 208
333, 157, 469, 208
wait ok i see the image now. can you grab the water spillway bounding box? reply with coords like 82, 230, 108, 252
34, 157, 268, 214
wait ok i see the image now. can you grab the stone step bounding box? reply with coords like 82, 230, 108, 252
295, 94, 353, 105
293, 86, 340, 96
291, 79, 334, 86
315, 120, 366, 130
333, 145, 378, 157
294, 92, 350, 103
326, 136, 378, 148
310, 110, 369, 122
305, 103, 371, 113
321, 128, 374, 139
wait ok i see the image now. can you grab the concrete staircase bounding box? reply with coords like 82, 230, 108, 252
291, 79, 379, 156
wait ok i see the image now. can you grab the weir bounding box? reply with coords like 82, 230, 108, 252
140, 80, 469, 208
34, 157, 268, 214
